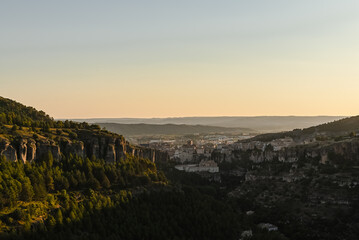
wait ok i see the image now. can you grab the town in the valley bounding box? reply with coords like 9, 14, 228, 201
130, 132, 315, 173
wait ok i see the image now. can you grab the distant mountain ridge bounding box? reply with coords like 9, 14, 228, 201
69, 116, 345, 132
97, 123, 254, 136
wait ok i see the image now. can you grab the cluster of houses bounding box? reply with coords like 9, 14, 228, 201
173, 141, 213, 163
174, 160, 219, 173
233, 137, 295, 152
144, 134, 249, 163
147, 140, 217, 163
143, 138, 231, 173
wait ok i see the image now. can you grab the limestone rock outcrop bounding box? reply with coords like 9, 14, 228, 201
0, 133, 168, 164
27, 139, 37, 162
245, 139, 359, 164
0, 139, 17, 161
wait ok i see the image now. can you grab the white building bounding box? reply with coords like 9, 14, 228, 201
175, 160, 219, 173
258, 223, 278, 232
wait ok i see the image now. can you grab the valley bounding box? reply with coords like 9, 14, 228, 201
1, 97, 359, 240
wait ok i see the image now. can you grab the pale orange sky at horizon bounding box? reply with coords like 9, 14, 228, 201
1, 1, 358, 118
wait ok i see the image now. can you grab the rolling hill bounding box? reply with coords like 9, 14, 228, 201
97, 123, 254, 136
248, 115, 359, 142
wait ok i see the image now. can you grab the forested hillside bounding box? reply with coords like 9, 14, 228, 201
247, 115, 359, 142
0, 96, 54, 127
304, 116, 359, 133
0, 97, 247, 240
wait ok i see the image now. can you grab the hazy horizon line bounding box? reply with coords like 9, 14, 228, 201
57, 115, 348, 120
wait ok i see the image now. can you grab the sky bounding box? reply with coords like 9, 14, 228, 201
1, 0, 358, 118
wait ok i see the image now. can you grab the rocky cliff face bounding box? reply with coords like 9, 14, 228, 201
0, 139, 17, 161
0, 131, 168, 163
238, 139, 359, 165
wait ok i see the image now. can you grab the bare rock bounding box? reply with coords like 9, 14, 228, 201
0, 139, 17, 161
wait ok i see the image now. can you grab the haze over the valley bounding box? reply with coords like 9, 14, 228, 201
71, 116, 345, 133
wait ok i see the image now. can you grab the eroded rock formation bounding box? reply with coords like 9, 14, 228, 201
244, 139, 359, 164
0, 133, 168, 164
